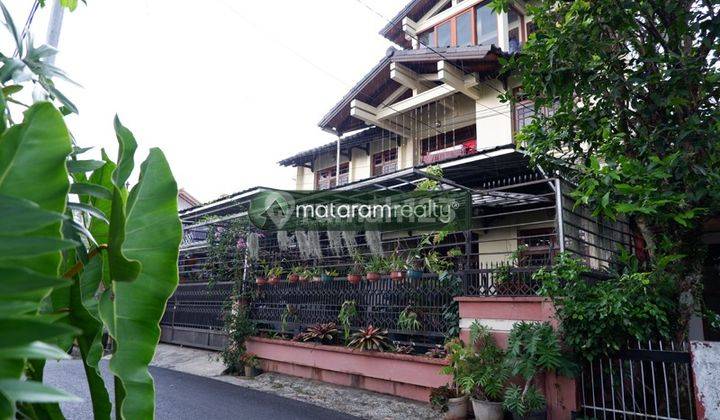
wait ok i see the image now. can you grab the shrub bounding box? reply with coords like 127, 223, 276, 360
221, 304, 256, 373
300, 323, 339, 344
536, 253, 678, 360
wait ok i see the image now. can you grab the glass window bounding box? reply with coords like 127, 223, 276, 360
476, 4, 498, 46
418, 29, 434, 48
436, 21, 452, 47
508, 8, 522, 53
456, 12, 472, 46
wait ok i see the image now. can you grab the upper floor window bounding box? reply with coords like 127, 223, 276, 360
316, 163, 349, 190
456, 11, 473, 46
475, 3, 498, 45
372, 148, 398, 176
416, 2, 526, 50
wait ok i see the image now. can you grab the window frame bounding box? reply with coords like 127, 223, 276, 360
315, 162, 349, 190
371, 148, 398, 176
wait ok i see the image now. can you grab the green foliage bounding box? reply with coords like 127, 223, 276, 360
364, 255, 387, 274
280, 304, 298, 336
0, 6, 181, 418
429, 384, 454, 413
397, 306, 422, 331
347, 325, 390, 351
338, 300, 357, 341
495, 0, 720, 335
440, 272, 463, 339
300, 323, 339, 345
385, 250, 405, 272
238, 352, 260, 369
536, 253, 678, 360
503, 322, 575, 416
204, 220, 247, 286
456, 322, 509, 402
220, 303, 256, 374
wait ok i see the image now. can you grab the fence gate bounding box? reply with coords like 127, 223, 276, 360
579, 341, 696, 420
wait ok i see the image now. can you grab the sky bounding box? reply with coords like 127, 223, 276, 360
4, 0, 408, 203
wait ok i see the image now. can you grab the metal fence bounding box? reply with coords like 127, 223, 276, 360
579, 341, 696, 420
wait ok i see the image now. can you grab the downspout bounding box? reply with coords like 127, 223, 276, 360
554, 178, 565, 253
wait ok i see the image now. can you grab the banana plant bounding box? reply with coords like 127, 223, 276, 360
0, 103, 181, 420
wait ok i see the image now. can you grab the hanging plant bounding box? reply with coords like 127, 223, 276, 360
365, 230, 384, 256
342, 231, 358, 255
277, 231, 294, 252
327, 230, 344, 256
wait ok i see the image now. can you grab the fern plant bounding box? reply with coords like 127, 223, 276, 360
456, 322, 509, 402
502, 322, 576, 416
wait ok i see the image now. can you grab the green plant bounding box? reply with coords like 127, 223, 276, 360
0, 3, 186, 418
426, 345, 447, 359
268, 264, 283, 279
440, 338, 473, 397
495, 245, 527, 285
429, 384, 454, 413
393, 344, 414, 354
386, 250, 406, 272
303, 266, 320, 279
456, 322, 509, 402
492, 0, 720, 339
323, 268, 339, 277
221, 304, 256, 373
291, 265, 305, 276
424, 250, 453, 275
502, 322, 575, 417
397, 306, 422, 331
349, 251, 365, 275
536, 253, 677, 360
364, 255, 388, 273
239, 352, 260, 369
348, 325, 390, 351
205, 220, 248, 287
338, 300, 358, 341
300, 323, 339, 344
280, 304, 298, 336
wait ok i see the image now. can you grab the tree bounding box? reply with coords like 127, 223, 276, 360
0, 2, 182, 419
492, 0, 720, 337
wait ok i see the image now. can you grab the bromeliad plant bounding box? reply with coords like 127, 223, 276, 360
300, 323, 339, 344
348, 325, 391, 351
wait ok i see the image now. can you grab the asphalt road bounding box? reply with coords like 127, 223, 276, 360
43, 360, 358, 420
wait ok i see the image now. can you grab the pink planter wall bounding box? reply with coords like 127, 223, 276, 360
455, 296, 577, 420
246, 337, 450, 402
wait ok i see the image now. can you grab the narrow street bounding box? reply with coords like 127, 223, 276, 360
43, 360, 357, 420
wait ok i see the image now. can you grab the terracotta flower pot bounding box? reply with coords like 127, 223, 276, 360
366, 272, 381, 282
268, 276, 279, 286
288, 274, 299, 284
255, 277, 267, 286
347, 274, 362, 285
390, 270, 405, 280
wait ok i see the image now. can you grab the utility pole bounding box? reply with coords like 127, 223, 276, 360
45, 0, 65, 64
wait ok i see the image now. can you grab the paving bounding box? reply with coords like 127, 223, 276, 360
43, 358, 356, 420
150, 344, 439, 420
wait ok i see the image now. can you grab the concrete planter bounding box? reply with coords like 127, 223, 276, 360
470, 398, 503, 420
246, 337, 450, 401
446, 396, 468, 419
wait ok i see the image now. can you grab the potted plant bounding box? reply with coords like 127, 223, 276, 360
321, 268, 338, 283
425, 250, 454, 276
298, 267, 311, 283
289, 266, 304, 283
405, 241, 427, 280
386, 251, 405, 280
458, 322, 508, 420
347, 325, 391, 351
347, 252, 364, 285
503, 322, 575, 420
240, 352, 260, 378
255, 260, 269, 286
364, 255, 386, 282
267, 264, 283, 286
440, 338, 472, 420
